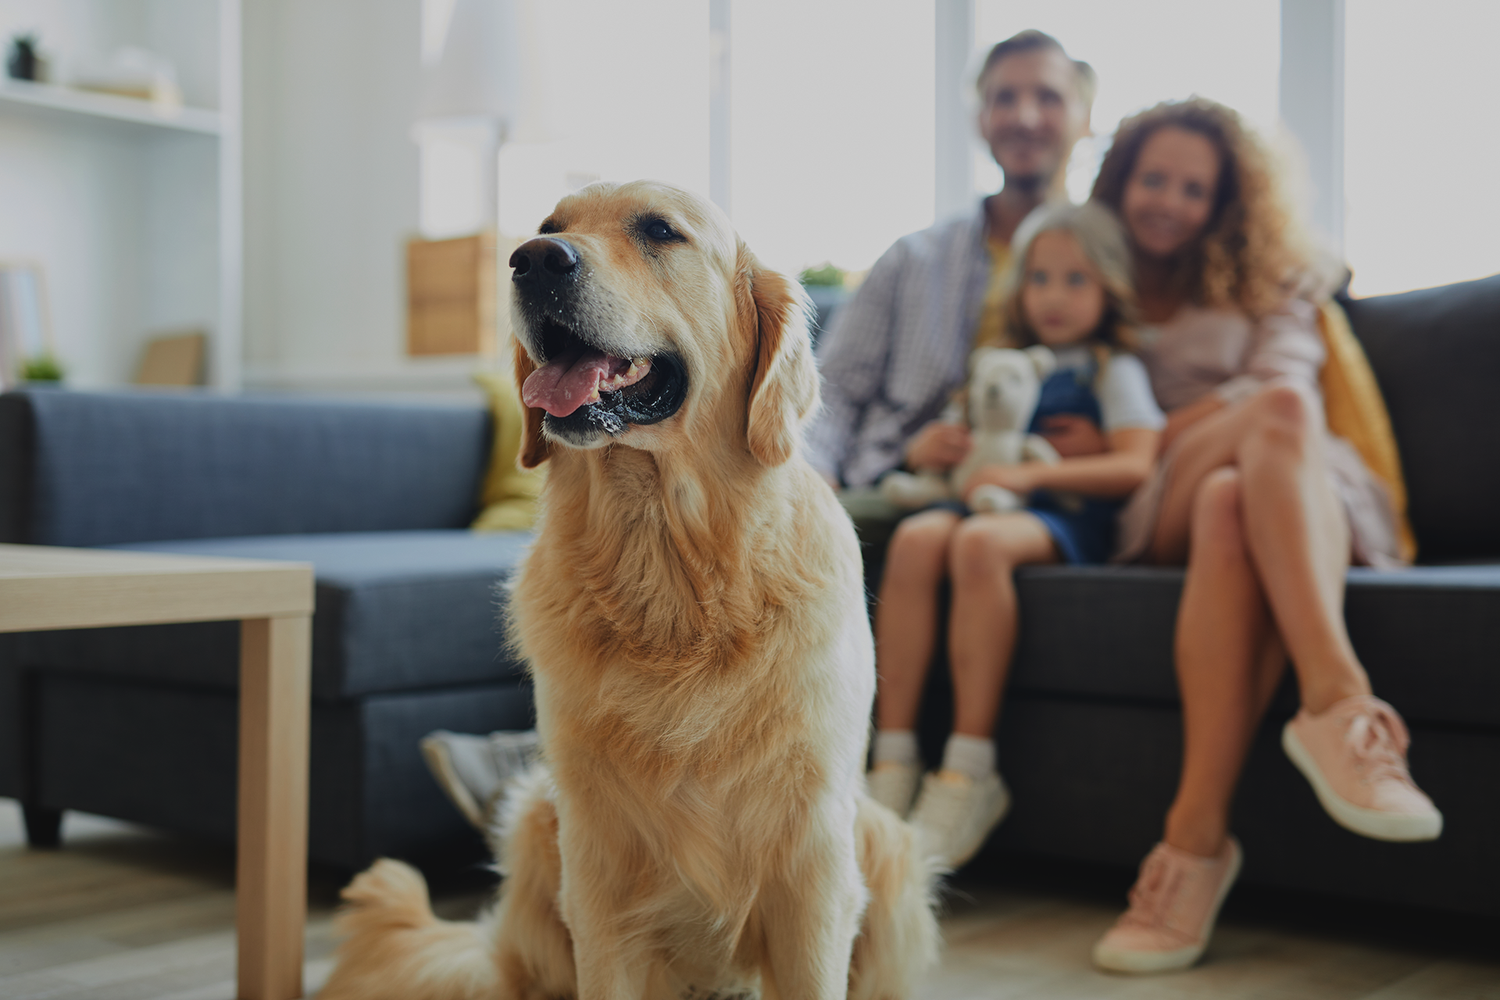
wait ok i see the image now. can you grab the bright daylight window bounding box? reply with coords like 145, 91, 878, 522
1344, 0, 1500, 296
974, 0, 1280, 204
493, 0, 710, 238
729, 0, 935, 277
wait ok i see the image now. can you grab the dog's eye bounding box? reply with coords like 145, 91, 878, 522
641, 217, 680, 243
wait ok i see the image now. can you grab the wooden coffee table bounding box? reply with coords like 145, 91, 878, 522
0, 543, 316, 1000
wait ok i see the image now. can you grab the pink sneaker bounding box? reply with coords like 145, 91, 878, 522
1282, 695, 1442, 842
1093, 838, 1242, 974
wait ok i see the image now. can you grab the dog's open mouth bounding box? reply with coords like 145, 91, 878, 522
521, 321, 687, 435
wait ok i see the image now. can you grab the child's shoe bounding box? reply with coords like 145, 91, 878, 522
909, 768, 1009, 867
1282, 695, 1442, 842
1093, 837, 1242, 973
866, 760, 922, 818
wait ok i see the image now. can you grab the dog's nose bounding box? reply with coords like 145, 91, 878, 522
510, 237, 580, 284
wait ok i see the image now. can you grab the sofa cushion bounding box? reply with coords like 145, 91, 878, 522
0, 390, 492, 547
20, 530, 532, 699
1344, 274, 1500, 562
1006, 564, 1500, 728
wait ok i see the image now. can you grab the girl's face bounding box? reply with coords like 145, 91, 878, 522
1121, 126, 1221, 259
1020, 230, 1107, 348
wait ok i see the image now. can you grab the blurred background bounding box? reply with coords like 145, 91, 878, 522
0, 0, 1495, 394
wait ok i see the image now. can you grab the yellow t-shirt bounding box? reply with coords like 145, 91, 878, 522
970, 236, 1014, 352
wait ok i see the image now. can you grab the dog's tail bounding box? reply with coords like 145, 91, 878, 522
848, 795, 944, 1000
319, 765, 573, 1000
316, 858, 500, 1000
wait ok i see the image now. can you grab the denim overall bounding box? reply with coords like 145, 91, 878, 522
1023, 355, 1123, 564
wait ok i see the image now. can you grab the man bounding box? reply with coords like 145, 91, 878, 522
806, 30, 1096, 490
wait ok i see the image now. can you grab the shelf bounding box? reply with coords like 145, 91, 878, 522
0, 78, 221, 135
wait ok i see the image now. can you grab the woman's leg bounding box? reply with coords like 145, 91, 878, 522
1161, 468, 1287, 857
1148, 382, 1365, 713
946, 511, 1058, 738
873, 509, 962, 733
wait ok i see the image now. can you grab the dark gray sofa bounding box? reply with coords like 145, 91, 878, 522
0, 393, 535, 869
868, 274, 1500, 917
0, 275, 1495, 914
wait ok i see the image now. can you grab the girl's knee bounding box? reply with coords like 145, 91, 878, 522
948, 518, 1020, 583
887, 513, 956, 576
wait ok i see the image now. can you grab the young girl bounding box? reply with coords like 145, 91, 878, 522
868, 201, 1164, 867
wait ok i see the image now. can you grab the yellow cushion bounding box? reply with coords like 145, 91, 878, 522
1317, 300, 1416, 562
471, 368, 546, 532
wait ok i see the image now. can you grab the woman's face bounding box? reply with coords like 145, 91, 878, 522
1121, 126, 1221, 259
1020, 230, 1106, 348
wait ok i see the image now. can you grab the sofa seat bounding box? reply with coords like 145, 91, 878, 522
1004, 564, 1500, 728
35, 530, 536, 698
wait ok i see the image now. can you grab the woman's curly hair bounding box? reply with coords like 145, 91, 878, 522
1091, 98, 1307, 319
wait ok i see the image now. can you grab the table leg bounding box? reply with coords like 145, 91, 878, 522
236, 615, 312, 1000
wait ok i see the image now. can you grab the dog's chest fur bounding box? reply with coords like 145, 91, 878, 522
507, 449, 873, 943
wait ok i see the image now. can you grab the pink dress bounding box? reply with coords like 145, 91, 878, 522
1114, 298, 1403, 567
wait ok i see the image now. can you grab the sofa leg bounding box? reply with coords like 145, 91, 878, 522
23, 804, 63, 848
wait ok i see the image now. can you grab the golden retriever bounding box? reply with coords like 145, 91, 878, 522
318, 181, 939, 1000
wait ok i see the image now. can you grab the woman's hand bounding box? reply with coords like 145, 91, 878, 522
961, 462, 1040, 502
904, 421, 972, 471
1039, 414, 1108, 458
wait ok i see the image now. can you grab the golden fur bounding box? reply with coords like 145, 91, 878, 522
319, 181, 940, 1000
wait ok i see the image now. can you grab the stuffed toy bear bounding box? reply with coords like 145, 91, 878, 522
880, 345, 1061, 513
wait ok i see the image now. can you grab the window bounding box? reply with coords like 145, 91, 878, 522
1344, 0, 1500, 295
729, 0, 935, 276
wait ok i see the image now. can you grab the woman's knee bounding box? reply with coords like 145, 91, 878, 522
1245, 380, 1319, 455
1191, 467, 1248, 555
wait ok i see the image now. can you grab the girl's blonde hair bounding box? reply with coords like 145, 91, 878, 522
999, 200, 1140, 353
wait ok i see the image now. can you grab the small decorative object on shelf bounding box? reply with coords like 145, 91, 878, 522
0, 261, 54, 390
21, 353, 64, 385
6, 33, 44, 82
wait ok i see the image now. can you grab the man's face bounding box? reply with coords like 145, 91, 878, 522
977, 49, 1090, 188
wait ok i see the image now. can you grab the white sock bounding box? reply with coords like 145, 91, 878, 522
941, 733, 996, 782
872, 730, 920, 768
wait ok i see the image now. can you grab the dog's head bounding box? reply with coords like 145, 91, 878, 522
509, 181, 818, 469
967, 345, 1055, 432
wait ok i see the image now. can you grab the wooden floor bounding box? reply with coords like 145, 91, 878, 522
1, 797, 1496, 999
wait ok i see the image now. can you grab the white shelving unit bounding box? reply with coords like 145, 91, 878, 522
0, 0, 241, 390
0, 77, 222, 134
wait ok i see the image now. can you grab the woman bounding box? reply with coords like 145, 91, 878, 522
1087, 99, 1441, 974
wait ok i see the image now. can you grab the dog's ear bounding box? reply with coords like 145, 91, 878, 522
740, 245, 820, 466
513, 339, 553, 468
1023, 344, 1057, 381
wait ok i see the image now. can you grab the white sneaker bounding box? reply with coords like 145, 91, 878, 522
866, 761, 922, 818
420, 729, 541, 829
909, 768, 1011, 867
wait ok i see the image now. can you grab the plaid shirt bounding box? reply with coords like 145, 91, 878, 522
806, 204, 994, 487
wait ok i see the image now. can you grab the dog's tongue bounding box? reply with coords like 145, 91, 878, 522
522, 347, 635, 418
